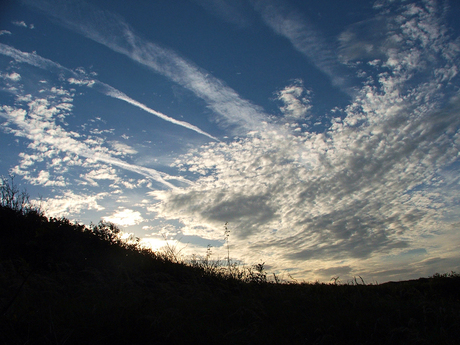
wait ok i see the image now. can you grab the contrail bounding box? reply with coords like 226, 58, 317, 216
92, 82, 219, 141
22, 0, 272, 133
0, 43, 197, 188
0, 43, 217, 140
0, 101, 190, 189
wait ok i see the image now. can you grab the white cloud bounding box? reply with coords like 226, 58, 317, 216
68, 77, 95, 87
253, 0, 345, 87
1, 72, 21, 82
10, 21, 34, 29
12, 21, 28, 28
97, 82, 218, 140
276, 79, 312, 119
28, 170, 66, 187
7, 0, 460, 283
150, 0, 460, 281
193, 0, 250, 28
103, 208, 144, 227
36, 191, 107, 217
139, 237, 168, 251
109, 141, 138, 155
79, 166, 120, 186
24, 0, 272, 133
0, 30, 12, 36
0, 44, 216, 141
0, 77, 184, 189
0, 42, 78, 74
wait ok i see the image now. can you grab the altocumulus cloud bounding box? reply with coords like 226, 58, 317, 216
0, 72, 181, 189
0, 50, 186, 223
151, 0, 460, 279
5, 0, 460, 282
36, 191, 107, 218
276, 79, 312, 120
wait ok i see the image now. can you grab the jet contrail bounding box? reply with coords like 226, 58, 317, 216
92, 82, 218, 141
0, 43, 198, 188
0, 102, 189, 189
0, 43, 217, 141
22, 0, 272, 133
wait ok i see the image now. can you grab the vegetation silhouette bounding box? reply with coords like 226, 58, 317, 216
1, 177, 460, 344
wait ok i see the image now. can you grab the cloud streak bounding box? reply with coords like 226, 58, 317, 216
12, 21, 32, 29
92, 82, 219, 141
192, 0, 251, 28
0, 78, 183, 189
252, 0, 346, 87
0, 43, 217, 140
24, 0, 271, 133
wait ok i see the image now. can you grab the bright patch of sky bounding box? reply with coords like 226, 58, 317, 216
1, 0, 460, 283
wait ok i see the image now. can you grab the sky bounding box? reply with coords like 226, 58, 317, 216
1, 0, 460, 283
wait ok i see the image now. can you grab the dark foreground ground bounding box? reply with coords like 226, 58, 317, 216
1, 205, 459, 345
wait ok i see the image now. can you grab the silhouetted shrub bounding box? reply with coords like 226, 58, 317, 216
0, 174, 36, 214
1, 190, 460, 344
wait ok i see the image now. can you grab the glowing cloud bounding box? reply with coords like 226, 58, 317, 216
103, 208, 144, 227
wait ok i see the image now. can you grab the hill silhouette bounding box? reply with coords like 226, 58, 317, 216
1, 182, 460, 344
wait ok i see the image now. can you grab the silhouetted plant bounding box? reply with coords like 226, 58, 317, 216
224, 221, 230, 270
155, 233, 189, 264
2, 189, 460, 345
206, 244, 212, 264
245, 262, 267, 284
431, 271, 459, 278
90, 220, 122, 244
330, 276, 341, 285
348, 275, 366, 285
0, 174, 32, 213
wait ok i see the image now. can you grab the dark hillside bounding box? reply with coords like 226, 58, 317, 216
1, 205, 460, 345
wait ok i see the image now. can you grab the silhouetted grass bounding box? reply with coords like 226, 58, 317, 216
1, 179, 459, 344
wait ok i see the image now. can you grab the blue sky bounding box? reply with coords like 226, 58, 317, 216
1, 0, 460, 283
